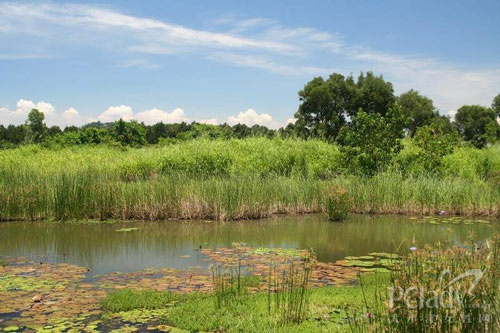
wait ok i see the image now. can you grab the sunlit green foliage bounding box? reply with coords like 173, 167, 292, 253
337, 107, 407, 175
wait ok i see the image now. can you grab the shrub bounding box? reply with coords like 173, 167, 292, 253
337, 108, 406, 176
441, 147, 489, 180
324, 186, 351, 221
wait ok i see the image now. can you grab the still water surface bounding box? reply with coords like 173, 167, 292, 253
0, 215, 497, 276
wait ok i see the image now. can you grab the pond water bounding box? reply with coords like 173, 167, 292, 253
0, 214, 497, 276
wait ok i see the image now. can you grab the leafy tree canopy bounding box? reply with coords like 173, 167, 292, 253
455, 105, 500, 148
113, 119, 147, 147
294, 72, 394, 140
398, 89, 439, 136
25, 109, 47, 144
492, 93, 500, 118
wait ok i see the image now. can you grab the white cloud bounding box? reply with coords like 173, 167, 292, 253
0, 2, 293, 54
62, 107, 79, 119
0, 107, 24, 125
447, 110, 457, 121
198, 118, 219, 125
1, 2, 499, 115
0, 99, 56, 125
16, 99, 55, 116
98, 105, 134, 122
0, 100, 99, 127
286, 118, 296, 125
227, 109, 281, 128
62, 107, 96, 126
135, 108, 188, 125
210, 52, 333, 76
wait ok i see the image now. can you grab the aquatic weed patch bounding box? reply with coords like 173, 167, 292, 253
201, 246, 360, 288
335, 252, 400, 273
0, 246, 383, 331
0, 259, 104, 331
95, 267, 213, 293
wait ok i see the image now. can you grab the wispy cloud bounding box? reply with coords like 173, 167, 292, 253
0, 53, 50, 60
209, 52, 334, 76
1, 1, 499, 113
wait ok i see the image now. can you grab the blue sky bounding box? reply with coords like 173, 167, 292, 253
1, 0, 499, 128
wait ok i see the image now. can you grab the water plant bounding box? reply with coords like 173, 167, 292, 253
267, 252, 316, 325
325, 185, 352, 221
211, 253, 260, 309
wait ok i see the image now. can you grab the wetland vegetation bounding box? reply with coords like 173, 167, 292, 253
0, 139, 499, 222
1, 72, 500, 332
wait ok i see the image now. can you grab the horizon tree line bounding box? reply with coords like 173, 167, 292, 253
1, 71, 499, 149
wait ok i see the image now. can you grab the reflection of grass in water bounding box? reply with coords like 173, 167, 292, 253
115, 227, 139, 232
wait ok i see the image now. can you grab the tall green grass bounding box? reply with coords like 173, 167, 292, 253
0, 139, 499, 221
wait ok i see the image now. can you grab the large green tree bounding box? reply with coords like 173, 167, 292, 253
294, 72, 394, 140
454, 105, 499, 148
398, 89, 439, 136
25, 109, 47, 143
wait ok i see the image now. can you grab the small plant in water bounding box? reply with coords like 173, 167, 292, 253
211, 252, 259, 309
325, 185, 352, 221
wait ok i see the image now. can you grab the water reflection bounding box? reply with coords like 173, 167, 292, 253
0, 215, 497, 275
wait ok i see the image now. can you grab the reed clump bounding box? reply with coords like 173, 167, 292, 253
325, 185, 352, 221
267, 253, 316, 325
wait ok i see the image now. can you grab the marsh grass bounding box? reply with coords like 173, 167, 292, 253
0, 140, 499, 221
100, 289, 182, 312
99, 267, 389, 332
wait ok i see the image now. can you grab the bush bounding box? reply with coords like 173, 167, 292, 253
338, 108, 406, 176
324, 186, 351, 221
396, 124, 459, 175
441, 147, 489, 180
